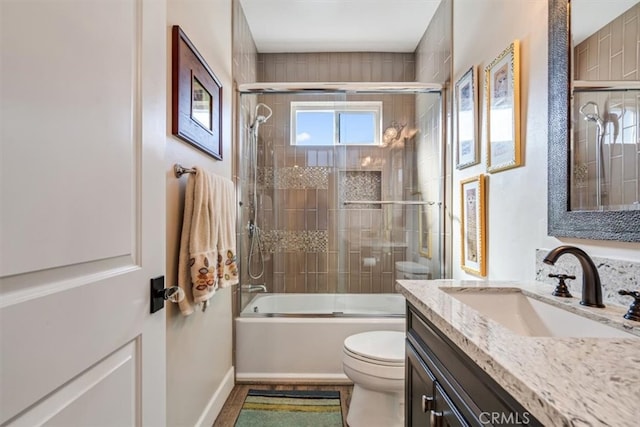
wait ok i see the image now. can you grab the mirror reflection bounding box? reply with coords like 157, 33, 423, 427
570, 0, 639, 211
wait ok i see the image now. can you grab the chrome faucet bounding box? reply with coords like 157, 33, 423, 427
241, 284, 267, 293
543, 245, 605, 308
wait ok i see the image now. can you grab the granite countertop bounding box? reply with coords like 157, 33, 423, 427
396, 279, 640, 427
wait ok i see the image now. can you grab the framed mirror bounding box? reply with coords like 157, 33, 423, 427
548, 0, 640, 242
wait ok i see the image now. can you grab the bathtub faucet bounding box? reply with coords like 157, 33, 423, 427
242, 284, 267, 293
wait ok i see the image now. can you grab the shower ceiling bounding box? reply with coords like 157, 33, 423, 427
239, 0, 442, 53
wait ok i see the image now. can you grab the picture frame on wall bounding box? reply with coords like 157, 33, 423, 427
418, 204, 431, 259
454, 66, 479, 169
460, 174, 486, 276
172, 25, 223, 160
485, 40, 520, 173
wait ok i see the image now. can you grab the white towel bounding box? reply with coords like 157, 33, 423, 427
177, 167, 239, 315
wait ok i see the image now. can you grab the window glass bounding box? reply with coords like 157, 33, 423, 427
295, 111, 335, 145
290, 101, 381, 146
339, 112, 376, 145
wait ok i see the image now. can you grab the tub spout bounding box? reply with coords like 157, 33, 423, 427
242, 284, 267, 293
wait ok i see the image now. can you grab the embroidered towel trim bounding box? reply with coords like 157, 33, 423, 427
177, 167, 239, 315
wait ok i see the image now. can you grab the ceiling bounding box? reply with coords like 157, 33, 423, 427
572, 0, 638, 44
239, 0, 443, 53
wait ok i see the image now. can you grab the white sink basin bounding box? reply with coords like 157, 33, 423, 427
441, 288, 636, 338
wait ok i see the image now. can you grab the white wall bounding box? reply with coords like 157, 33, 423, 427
452, 0, 640, 281
166, 0, 235, 426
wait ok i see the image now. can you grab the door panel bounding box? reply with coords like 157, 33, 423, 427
406, 342, 436, 426
434, 384, 468, 427
0, 0, 139, 276
0, 0, 166, 424
8, 341, 138, 427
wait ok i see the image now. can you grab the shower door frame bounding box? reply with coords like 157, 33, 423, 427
235, 82, 448, 314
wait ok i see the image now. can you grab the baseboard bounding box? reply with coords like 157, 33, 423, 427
235, 372, 352, 384
194, 366, 235, 427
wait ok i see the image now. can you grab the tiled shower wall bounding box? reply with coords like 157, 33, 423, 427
232, 0, 258, 312
572, 3, 640, 209
415, 0, 453, 277
234, 1, 453, 298
232, 0, 257, 87
241, 53, 421, 294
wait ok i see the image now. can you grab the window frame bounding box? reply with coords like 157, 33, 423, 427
290, 101, 383, 146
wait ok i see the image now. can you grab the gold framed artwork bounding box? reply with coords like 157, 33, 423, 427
418, 204, 431, 259
460, 174, 486, 276
485, 40, 520, 173
455, 66, 479, 169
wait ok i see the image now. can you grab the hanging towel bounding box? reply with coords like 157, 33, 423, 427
177, 167, 239, 315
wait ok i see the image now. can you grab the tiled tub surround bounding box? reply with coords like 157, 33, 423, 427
535, 249, 640, 306
240, 90, 425, 294
396, 280, 640, 427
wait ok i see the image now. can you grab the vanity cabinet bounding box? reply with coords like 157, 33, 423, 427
405, 303, 540, 427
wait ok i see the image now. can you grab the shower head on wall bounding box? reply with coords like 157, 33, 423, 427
579, 101, 604, 133
251, 103, 273, 129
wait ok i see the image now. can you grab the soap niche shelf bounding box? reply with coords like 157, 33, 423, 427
339, 170, 382, 209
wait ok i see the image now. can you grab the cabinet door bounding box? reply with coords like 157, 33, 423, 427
431, 383, 469, 427
406, 342, 437, 426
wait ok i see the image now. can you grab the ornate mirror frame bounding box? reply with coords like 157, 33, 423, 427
547, 0, 640, 242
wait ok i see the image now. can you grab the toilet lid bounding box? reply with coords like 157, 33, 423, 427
343, 331, 405, 363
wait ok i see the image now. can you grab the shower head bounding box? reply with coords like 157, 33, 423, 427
251, 103, 272, 129
579, 101, 604, 132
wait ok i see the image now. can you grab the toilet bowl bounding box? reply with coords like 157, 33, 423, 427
342, 331, 405, 427
395, 261, 430, 280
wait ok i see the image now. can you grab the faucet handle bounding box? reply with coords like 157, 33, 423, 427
548, 273, 575, 298
618, 290, 640, 322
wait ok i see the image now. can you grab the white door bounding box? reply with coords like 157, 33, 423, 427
0, 0, 166, 425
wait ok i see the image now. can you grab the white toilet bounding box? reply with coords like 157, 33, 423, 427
342, 330, 405, 427
395, 260, 430, 280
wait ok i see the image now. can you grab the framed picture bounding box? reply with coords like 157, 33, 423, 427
172, 25, 223, 160
418, 204, 431, 259
485, 40, 520, 173
454, 66, 479, 169
460, 174, 486, 276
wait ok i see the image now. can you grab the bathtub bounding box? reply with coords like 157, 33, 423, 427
235, 293, 406, 383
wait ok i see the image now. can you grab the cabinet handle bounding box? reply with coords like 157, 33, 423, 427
421, 395, 434, 412
430, 409, 443, 427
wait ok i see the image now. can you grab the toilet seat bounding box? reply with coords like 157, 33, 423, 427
343, 331, 405, 365
344, 347, 404, 367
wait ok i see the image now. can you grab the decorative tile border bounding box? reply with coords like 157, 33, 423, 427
535, 249, 640, 306
261, 230, 328, 253
340, 170, 382, 209
258, 166, 329, 189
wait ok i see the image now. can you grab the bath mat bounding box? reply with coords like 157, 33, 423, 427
234, 389, 343, 427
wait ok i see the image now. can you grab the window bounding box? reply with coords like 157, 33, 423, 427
291, 101, 382, 146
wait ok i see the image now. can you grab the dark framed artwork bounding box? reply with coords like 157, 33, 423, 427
172, 25, 222, 160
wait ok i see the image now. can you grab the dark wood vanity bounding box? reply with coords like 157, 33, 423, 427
405, 303, 540, 427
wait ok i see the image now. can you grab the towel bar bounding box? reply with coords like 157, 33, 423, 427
174, 163, 196, 178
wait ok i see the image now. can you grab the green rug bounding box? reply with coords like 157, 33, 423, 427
234, 389, 343, 427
